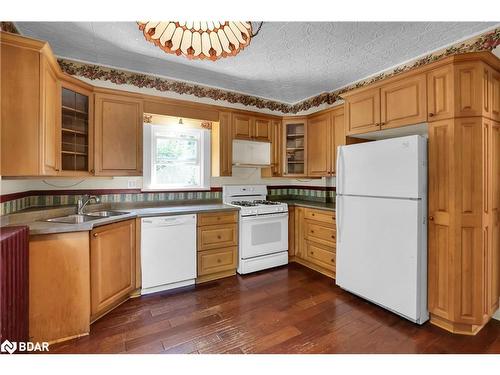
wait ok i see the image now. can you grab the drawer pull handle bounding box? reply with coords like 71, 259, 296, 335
217, 258, 221, 263
217, 235, 222, 239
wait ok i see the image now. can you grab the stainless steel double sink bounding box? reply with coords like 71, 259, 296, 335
45, 211, 129, 224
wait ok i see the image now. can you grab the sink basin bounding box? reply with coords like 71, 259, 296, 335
84, 210, 129, 218
46, 214, 101, 224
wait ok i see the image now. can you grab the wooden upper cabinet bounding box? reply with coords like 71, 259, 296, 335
232, 113, 253, 140
345, 87, 381, 135
307, 113, 331, 177
90, 219, 136, 321
262, 119, 282, 177
331, 108, 345, 175
94, 92, 143, 176
380, 74, 427, 129
40, 56, 61, 175
211, 111, 232, 177
490, 68, 500, 121
233, 113, 273, 142
427, 65, 454, 121
254, 117, 272, 141
0, 34, 62, 176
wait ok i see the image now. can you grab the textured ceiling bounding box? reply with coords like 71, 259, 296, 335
15, 22, 499, 103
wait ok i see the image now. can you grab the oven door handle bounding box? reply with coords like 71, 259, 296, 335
241, 213, 289, 221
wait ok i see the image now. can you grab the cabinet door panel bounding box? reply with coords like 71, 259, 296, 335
40, 58, 61, 175
197, 247, 237, 276
381, 74, 427, 129
455, 64, 482, 117
254, 118, 271, 141
332, 110, 345, 175
345, 87, 380, 135
94, 93, 143, 176
428, 119, 454, 320
212, 111, 232, 177
90, 220, 135, 320
233, 114, 253, 140
304, 240, 335, 272
491, 70, 500, 121
427, 65, 454, 121
307, 114, 331, 177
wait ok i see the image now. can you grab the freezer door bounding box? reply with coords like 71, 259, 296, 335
336, 135, 426, 198
336, 195, 428, 323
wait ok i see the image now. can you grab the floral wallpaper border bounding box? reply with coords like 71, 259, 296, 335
1, 22, 499, 114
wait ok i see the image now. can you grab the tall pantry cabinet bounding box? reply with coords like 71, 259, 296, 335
426, 57, 500, 335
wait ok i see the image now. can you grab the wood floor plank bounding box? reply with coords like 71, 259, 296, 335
49, 263, 500, 354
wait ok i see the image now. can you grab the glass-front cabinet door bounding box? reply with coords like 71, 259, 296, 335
283, 118, 307, 176
60, 82, 93, 175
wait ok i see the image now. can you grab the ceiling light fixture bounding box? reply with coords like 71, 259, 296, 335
137, 21, 262, 61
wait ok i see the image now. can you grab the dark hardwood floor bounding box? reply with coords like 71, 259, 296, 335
50, 263, 500, 354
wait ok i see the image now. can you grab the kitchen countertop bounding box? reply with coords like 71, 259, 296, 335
3, 202, 239, 236
279, 200, 335, 211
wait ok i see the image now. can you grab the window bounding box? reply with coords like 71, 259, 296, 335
143, 124, 210, 190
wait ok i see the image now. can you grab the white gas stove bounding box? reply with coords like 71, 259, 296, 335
223, 185, 288, 274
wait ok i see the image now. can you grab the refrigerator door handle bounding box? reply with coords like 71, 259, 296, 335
337, 146, 345, 194
337, 195, 342, 244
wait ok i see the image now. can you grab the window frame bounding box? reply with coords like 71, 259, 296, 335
143, 123, 211, 191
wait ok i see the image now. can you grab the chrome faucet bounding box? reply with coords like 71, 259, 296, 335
77, 194, 101, 215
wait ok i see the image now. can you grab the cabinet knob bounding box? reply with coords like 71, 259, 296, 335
217, 258, 221, 263
429, 112, 435, 117
310, 251, 314, 255
55, 168, 60, 172
380, 122, 385, 126
90, 169, 95, 173
217, 235, 222, 239
310, 230, 314, 234
331, 235, 335, 239
331, 258, 334, 263
429, 216, 434, 221
311, 213, 315, 216
93, 233, 98, 237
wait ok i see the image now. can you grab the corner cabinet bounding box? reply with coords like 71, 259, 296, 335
94, 92, 143, 176
283, 118, 307, 177
90, 219, 136, 322
59, 80, 94, 175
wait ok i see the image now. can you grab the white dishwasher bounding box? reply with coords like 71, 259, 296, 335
141, 214, 197, 295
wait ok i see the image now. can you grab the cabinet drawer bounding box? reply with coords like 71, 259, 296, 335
305, 221, 336, 246
305, 240, 335, 271
197, 211, 238, 226
197, 247, 237, 276
304, 208, 335, 225
197, 223, 238, 251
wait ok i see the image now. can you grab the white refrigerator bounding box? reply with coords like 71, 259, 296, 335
335, 135, 429, 324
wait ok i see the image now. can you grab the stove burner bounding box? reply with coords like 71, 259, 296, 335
231, 201, 258, 207
253, 200, 281, 205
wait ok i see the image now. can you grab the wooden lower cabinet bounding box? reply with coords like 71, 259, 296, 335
29, 232, 90, 344
90, 219, 136, 322
196, 211, 239, 283
290, 207, 336, 278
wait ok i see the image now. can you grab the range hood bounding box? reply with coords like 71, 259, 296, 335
232, 139, 271, 168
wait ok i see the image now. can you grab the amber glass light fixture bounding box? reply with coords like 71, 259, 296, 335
138, 21, 256, 61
